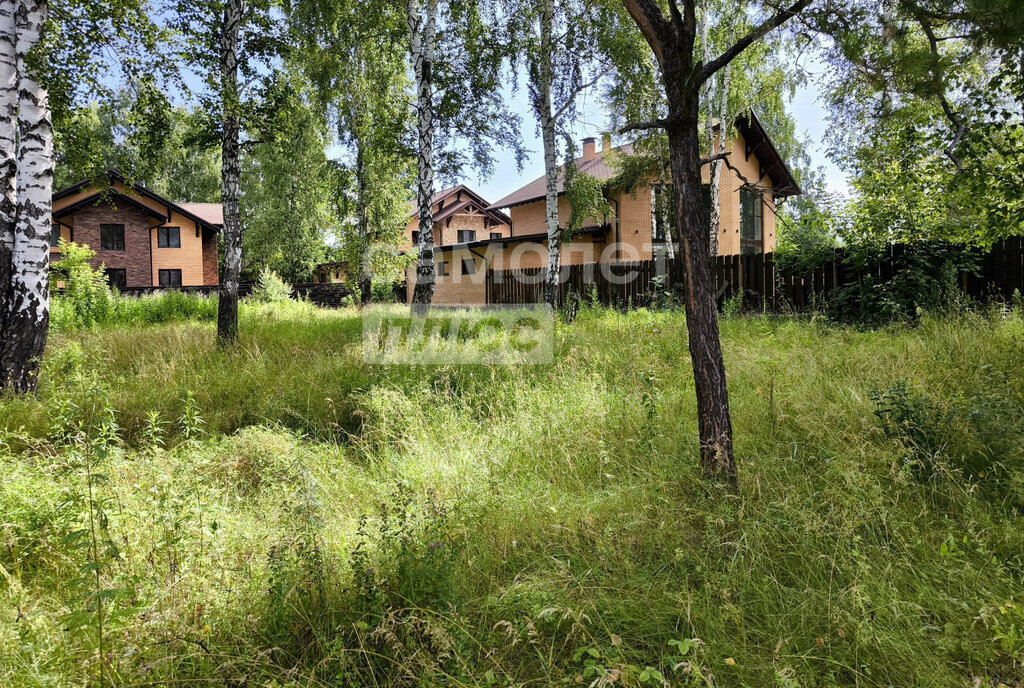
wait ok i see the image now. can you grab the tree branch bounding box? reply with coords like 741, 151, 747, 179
697, 0, 813, 85
620, 0, 669, 64
700, 151, 731, 166
552, 67, 611, 122
619, 117, 673, 134
909, 7, 966, 171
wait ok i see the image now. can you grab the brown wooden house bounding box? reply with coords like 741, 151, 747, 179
51, 171, 222, 288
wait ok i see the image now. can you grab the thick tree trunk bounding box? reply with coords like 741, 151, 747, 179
664, 82, 736, 484
666, 116, 735, 482
0, 2, 16, 352
1, 0, 52, 394
217, 0, 245, 345
537, 0, 561, 309
408, 0, 437, 315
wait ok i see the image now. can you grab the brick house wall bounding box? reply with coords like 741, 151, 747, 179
72, 202, 154, 287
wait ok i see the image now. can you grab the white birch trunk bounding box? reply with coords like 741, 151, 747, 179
708, 63, 730, 258
537, 0, 561, 308
699, 7, 719, 258
0, 1, 17, 344
217, 0, 245, 344
1, 0, 51, 393
408, 0, 437, 314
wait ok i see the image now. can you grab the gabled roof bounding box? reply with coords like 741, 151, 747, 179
487, 109, 800, 210
53, 170, 224, 233
734, 110, 801, 197
408, 184, 511, 227
487, 144, 635, 210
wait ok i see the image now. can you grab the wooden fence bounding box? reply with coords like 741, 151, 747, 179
487, 237, 1024, 310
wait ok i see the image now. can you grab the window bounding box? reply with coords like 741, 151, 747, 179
105, 268, 127, 288
157, 226, 181, 248
461, 258, 476, 275
100, 224, 125, 251
438, 261, 449, 277
490, 232, 502, 240
158, 269, 182, 287
411, 230, 420, 245
50, 223, 61, 247
457, 229, 476, 243
739, 188, 763, 253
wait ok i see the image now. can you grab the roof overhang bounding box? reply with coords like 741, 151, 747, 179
53, 189, 169, 223
53, 169, 223, 234
734, 110, 801, 198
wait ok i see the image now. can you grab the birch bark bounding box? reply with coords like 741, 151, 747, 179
0, 1, 16, 347
1, 0, 52, 393
708, 63, 730, 257
537, 0, 561, 308
408, 0, 438, 315
217, 0, 245, 344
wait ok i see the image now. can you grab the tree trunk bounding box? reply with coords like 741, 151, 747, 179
217, 0, 245, 345
0, 1, 16, 356
665, 92, 736, 484
408, 0, 437, 315
1, 0, 52, 394
708, 63, 730, 257
536, 0, 561, 309
355, 136, 372, 304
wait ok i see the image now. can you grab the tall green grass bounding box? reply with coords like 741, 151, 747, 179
2, 304, 1023, 687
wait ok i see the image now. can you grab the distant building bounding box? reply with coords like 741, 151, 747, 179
51, 170, 222, 288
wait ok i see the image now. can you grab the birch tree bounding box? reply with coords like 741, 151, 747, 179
619, 0, 811, 485
171, 0, 288, 344
218, 0, 244, 343
288, 0, 412, 301
403, 0, 524, 314
0, 0, 52, 394
0, 5, 15, 361
407, 0, 437, 312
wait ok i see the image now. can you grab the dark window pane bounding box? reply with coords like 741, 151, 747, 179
50, 224, 61, 247
158, 227, 180, 248
438, 261, 449, 277
490, 232, 501, 240
159, 269, 182, 287
411, 230, 420, 245
461, 258, 476, 275
105, 268, 127, 287
100, 224, 125, 251
457, 230, 476, 243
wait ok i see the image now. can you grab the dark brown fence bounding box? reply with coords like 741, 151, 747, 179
487, 237, 1024, 310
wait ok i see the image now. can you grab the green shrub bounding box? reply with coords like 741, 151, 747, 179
250, 267, 293, 304
50, 240, 114, 330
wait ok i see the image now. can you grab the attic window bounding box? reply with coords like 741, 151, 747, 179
457, 230, 476, 243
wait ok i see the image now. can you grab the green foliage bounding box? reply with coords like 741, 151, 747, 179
827, 243, 977, 325
240, 73, 341, 281
50, 240, 115, 330
562, 155, 612, 237
54, 97, 221, 201
50, 253, 219, 333
249, 267, 293, 304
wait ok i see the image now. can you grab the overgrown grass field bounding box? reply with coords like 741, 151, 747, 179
2, 300, 1024, 687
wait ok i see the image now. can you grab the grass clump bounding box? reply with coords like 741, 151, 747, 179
2, 304, 1024, 687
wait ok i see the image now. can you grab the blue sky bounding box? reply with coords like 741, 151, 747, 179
469, 63, 849, 204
